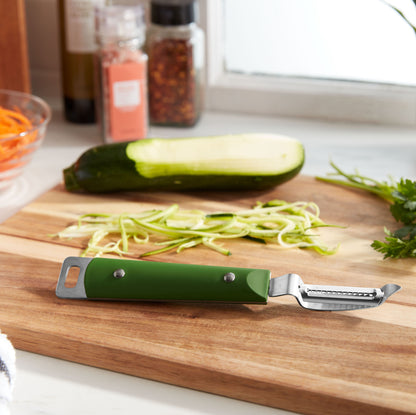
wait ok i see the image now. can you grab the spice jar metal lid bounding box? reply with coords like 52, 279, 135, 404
151, 0, 196, 26
95, 5, 146, 42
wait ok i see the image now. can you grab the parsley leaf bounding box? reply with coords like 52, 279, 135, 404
390, 179, 416, 225
372, 228, 416, 259
317, 162, 416, 259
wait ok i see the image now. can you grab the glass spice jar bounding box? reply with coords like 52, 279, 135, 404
146, 0, 205, 127
94, 5, 148, 143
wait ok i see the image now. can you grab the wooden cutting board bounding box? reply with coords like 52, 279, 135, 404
0, 175, 415, 415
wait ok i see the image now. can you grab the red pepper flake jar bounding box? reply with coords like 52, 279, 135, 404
94, 5, 148, 143
147, 0, 204, 127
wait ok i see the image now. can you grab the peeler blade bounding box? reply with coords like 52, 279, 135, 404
268, 273, 401, 311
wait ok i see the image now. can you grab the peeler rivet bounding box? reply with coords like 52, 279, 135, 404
223, 272, 235, 283
113, 269, 126, 279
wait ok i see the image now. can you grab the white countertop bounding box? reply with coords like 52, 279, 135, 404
3, 108, 416, 414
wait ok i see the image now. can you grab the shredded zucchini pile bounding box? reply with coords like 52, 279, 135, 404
56, 200, 339, 257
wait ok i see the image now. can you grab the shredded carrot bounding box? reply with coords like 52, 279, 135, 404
0, 106, 38, 172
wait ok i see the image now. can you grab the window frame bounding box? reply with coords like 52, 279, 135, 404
199, 0, 416, 126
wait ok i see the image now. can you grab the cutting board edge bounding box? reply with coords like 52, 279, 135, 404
4, 323, 414, 415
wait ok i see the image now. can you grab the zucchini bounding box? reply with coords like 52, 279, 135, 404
63, 133, 304, 193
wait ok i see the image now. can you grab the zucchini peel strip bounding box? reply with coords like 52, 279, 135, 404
55, 200, 340, 257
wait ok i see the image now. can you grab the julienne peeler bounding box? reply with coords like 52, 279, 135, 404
56, 257, 401, 311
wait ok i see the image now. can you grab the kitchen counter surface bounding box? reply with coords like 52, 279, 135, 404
2, 109, 416, 415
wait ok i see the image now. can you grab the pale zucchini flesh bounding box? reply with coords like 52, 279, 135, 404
126, 133, 304, 178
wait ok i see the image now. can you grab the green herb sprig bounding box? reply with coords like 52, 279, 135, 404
382, 0, 416, 35
317, 161, 416, 259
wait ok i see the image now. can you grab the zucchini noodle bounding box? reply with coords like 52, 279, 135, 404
56, 199, 340, 257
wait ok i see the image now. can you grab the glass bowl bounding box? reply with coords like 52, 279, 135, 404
0, 89, 51, 191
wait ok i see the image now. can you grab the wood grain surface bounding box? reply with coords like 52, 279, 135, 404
0, 175, 415, 415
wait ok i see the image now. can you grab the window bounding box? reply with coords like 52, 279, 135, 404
201, 0, 416, 125
224, 0, 416, 85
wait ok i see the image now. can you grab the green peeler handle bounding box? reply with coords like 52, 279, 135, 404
84, 258, 271, 304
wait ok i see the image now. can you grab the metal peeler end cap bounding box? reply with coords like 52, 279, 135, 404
380, 284, 401, 304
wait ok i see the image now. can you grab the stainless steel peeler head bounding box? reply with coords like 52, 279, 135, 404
269, 273, 401, 311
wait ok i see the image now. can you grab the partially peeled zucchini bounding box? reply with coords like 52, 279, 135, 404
63, 133, 304, 193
